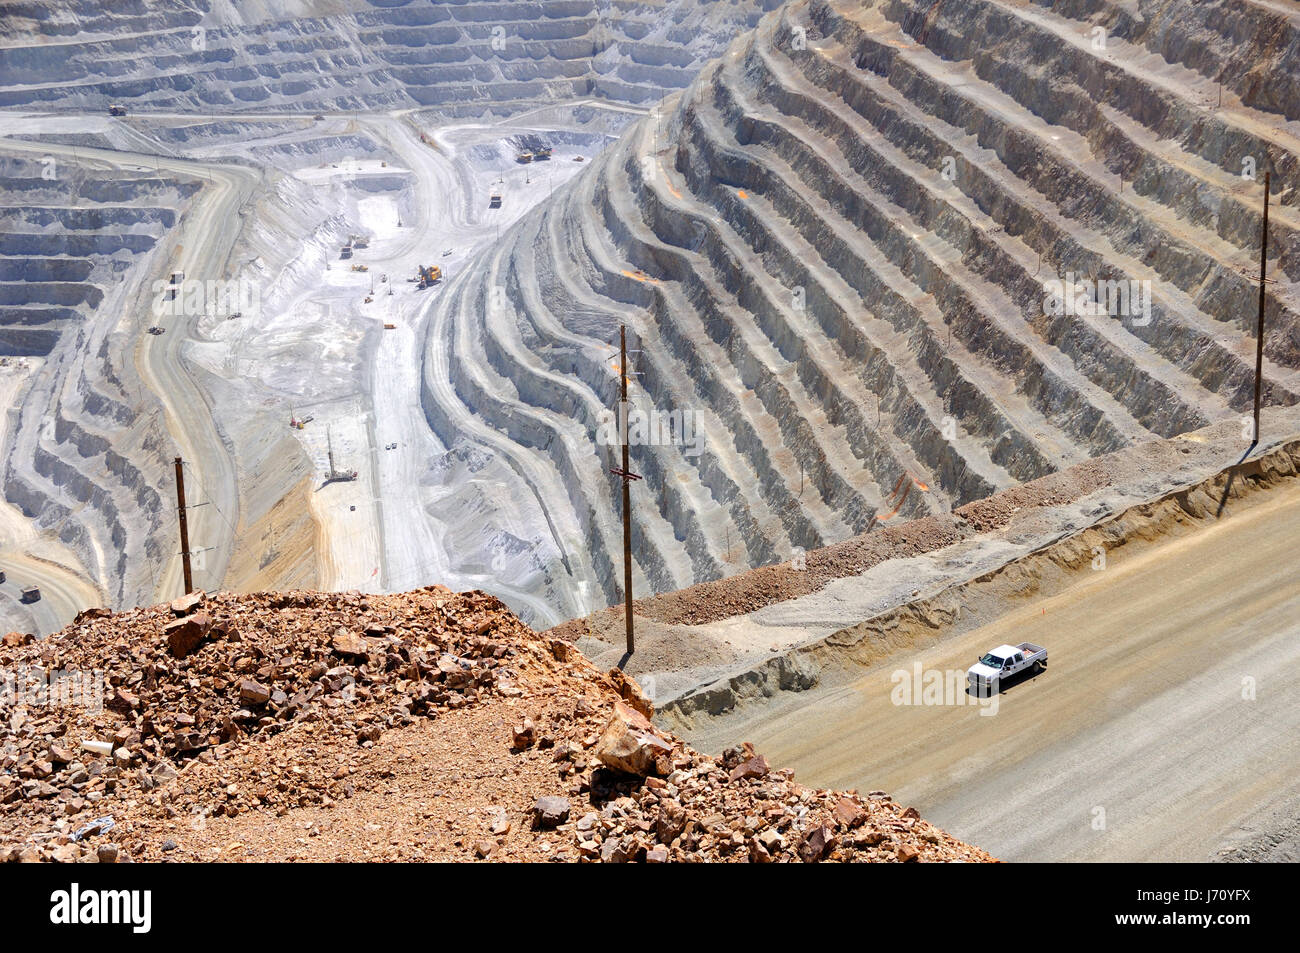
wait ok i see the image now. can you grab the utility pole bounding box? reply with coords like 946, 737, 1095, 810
174, 456, 194, 594
608, 325, 641, 655
619, 326, 634, 655
1253, 171, 1270, 443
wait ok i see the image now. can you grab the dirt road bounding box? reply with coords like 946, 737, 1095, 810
0, 333, 103, 634
133, 152, 254, 601
0, 133, 253, 606
690, 480, 1300, 861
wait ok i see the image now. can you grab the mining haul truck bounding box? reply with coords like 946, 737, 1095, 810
417, 265, 442, 289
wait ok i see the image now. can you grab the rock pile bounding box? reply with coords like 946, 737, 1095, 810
0, 586, 992, 863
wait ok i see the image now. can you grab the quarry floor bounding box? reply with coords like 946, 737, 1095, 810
678, 460, 1300, 862
0, 106, 626, 635
4, 100, 1298, 864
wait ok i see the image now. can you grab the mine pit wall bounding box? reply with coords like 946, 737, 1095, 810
708, 64, 1128, 472
668, 96, 1007, 509
9, 309, 171, 610
593, 129, 856, 565
223, 474, 319, 594
418, 178, 681, 613
659, 406, 1300, 735
868, 0, 1300, 299
0, 158, 204, 613
781, 4, 1289, 424
0, 0, 779, 117
429, 0, 1300, 624
625, 120, 937, 531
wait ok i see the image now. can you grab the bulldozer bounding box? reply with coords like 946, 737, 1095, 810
351, 263, 369, 272
417, 264, 442, 289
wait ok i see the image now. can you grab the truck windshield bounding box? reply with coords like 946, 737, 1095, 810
979, 654, 1005, 667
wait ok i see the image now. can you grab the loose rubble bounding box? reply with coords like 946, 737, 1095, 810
0, 586, 992, 863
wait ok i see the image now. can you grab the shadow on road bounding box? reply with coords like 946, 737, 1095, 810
966, 663, 1048, 698
1216, 441, 1259, 518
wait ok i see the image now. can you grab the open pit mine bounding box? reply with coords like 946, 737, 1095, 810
1, 0, 1298, 870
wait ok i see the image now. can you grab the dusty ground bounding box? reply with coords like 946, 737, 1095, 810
677, 451, 1300, 862
557, 413, 1300, 706
0, 586, 990, 863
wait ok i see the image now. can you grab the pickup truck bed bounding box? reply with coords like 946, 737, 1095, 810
1018, 642, 1047, 663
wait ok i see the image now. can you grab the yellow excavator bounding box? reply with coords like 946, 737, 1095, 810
417, 264, 442, 289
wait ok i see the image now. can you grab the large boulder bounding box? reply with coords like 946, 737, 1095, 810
607, 667, 654, 719
594, 701, 674, 777
164, 612, 212, 658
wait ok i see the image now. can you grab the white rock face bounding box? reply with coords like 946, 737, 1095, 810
0, 0, 780, 114
4, 0, 1299, 634
0, 1, 777, 633
416, 0, 1300, 622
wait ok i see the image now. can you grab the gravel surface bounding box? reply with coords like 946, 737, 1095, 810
0, 586, 990, 863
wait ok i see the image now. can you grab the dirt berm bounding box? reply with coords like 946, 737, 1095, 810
546, 405, 1300, 724
0, 586, 990, 863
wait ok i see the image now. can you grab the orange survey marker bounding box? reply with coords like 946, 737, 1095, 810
875, 472, 930, 523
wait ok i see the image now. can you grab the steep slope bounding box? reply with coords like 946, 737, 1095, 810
0, 586, 993, 863
419, 0, 1300, 616
0, 155, 202, 616
0, 0, 780, 114
0, 1, 785, 637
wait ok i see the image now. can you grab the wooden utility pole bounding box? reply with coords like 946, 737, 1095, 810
619, 326, 634, 655
173, 456, 194, 594
1254, 171, 1271, 443
606, 326, 642, 655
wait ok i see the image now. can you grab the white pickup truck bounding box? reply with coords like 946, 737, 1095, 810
967, 642, 1047, 694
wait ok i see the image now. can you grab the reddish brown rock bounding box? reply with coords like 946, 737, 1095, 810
238, 679, 271, 705
511, 719, 536, 750
834, 797, 867, 829
594, 701, 674, 777
607, 666, 654, 719
164, 612, 212, 658
530, 796, 571, 829
729, 753, 770, 782
169, 592, 204, 616
331, 628, 370, 658
798, 824, 836, 863
107, 688, 140, 713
